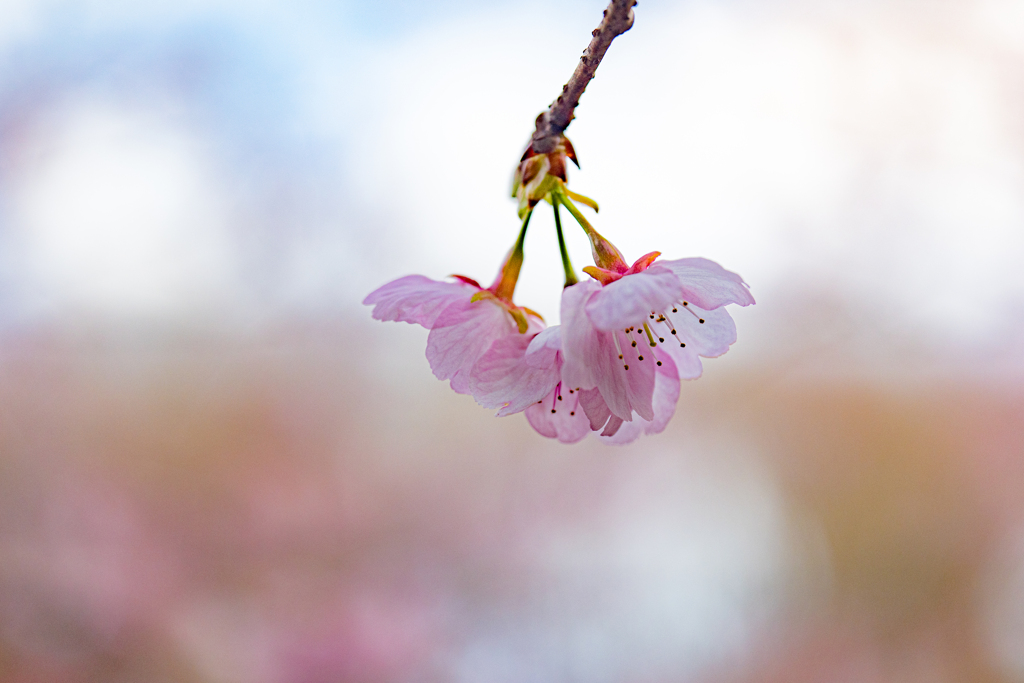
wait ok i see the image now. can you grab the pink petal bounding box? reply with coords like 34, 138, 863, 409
559, 280, 604, 392
586, 329, 656, 422
617, 329, 657, 421
577, 388, 611, 432
584, 265, 684, 331
525, 386, 591, 444
470, 328, 560, 417
657, 257, 755, 309
363, 275, 476, 327
426, 297, 518, 395
599, 352, 681, 445
648, 353, 682, 434
656, 341, 705, 380
601, 416, 624, 437
625, 251, 661, 274
523, 326, 562, 367
671, 304, 737, 358
561, 281, 657, 422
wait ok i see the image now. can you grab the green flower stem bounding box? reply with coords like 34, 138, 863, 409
555, 189, 626, 271
493, 210, 532, 301
515, 208, 532, 253
556, 190, 597, 236
552, 196, 579, 287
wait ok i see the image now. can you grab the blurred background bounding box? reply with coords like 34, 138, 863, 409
0, 0, 1023, 681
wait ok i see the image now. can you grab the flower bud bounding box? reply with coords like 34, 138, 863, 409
512, 133, 579, 219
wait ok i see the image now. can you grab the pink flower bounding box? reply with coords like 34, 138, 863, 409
470, 325, 592, 443
524, 384, 594, 444
571, 350, 682, 444
363, 273, 542, 396
560, 251, 754, 428
470, 326, 562, 417
364, 215, 544, 397
469, 323, 681, 445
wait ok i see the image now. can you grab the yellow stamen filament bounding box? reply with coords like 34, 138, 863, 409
642, 322, 658, 347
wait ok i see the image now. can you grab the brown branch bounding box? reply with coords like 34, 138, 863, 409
529, 0, 637, 154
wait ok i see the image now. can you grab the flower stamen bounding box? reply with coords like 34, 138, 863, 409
642, 322, 658, 347
551, 381, 562, 413
677, 302, 705, 324
613, 333, 631, 369
657, 313, 687, 348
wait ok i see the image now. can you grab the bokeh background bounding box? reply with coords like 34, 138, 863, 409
1, 0, 1023, 681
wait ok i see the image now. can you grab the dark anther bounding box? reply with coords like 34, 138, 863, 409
672, 308, 677, 313
557, 395, 563, 401
683, 302, 689, 306
624, 364, 629, 370
680, 343, 686, 347
656, 361, 662, 366
699, 319, 705, 324
638, 355, 644, 361
570, 411, 575, 416
631, 341, 637, 347
658, 337, 665, 343
551, 409, 556, 414
670, 329, 676, 334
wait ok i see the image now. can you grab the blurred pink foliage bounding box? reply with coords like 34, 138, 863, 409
0, 320, 1022, 682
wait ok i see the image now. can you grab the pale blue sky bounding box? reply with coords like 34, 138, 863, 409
1, 0, 1022, 362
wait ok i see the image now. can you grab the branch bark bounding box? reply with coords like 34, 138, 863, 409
529, 0, 637, 154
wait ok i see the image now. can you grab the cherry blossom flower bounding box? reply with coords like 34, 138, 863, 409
469, 323, 681, 445
470, 325, 592, 444
363, 224, 543, 396
524, 384, 594, 444
364, 272, 543, 395
560, 248, 754, 426
470, 326, 562, 418
581, 351, 681, 444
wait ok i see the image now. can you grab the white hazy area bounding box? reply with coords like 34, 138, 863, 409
11, 98, 238, 318
0, 0, 1022, 353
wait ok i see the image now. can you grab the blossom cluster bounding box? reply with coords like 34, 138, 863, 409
364, 135, 753, 444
